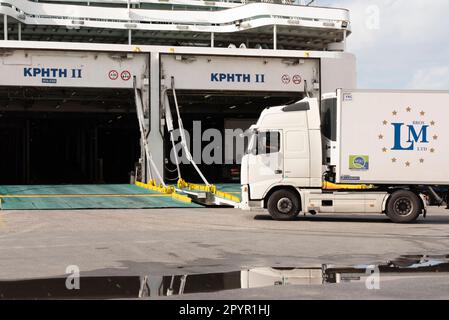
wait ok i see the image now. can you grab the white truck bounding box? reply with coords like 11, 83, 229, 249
240, 89, 449, 223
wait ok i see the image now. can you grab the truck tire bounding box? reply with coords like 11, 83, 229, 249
386, 190, 421, 223
267, 189, 300, 221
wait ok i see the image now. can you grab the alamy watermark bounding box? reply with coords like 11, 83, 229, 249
65, 265, 80, 290
168, 121, 281, 169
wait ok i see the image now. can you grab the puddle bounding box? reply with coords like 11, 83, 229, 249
1, 254, 448, 299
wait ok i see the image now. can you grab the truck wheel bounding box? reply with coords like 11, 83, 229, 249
267, 189, 300, 221
386, 190, 421, 223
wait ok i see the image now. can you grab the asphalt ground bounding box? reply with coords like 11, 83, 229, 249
1, 207, 448, 299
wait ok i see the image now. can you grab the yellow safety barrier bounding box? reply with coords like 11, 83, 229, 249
177, 179, 216, 193
177, 179, 240, 203
136, 180, 175, 194
135, 181, 192, 204
323, 181, 375, 190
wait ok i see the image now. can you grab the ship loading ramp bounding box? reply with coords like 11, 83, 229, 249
0, 184, 201, 210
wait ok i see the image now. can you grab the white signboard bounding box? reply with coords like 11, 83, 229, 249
161, 54, 320, 93
0, 50, 148, 88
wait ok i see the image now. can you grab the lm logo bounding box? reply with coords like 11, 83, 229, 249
391, 122, 429, 151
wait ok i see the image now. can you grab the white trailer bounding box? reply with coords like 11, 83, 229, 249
241, 89, 449, 223
334, 89, 449, 185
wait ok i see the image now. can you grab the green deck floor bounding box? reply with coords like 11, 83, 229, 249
0, 184, 201, 210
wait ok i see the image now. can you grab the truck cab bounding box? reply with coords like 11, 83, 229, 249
241, 98, 323, 201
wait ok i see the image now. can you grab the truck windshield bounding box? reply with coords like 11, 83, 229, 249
246, 131, 281, 155
321, 98, 337, 142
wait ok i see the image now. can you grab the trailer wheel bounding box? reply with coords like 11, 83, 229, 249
386, 190, 421, 223
267, 189, 300, 221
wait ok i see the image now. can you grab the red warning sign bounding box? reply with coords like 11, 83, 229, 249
293, 74, 302, 85
121, 70, 131, 81
108, 70, 119, 80
281, 74, 291, 85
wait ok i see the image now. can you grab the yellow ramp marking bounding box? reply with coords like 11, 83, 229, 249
171, 192, 192, 203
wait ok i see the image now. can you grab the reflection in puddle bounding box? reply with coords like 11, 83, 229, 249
1, 254, 448, 299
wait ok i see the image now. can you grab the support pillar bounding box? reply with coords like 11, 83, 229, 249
148, 52, 165, 184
